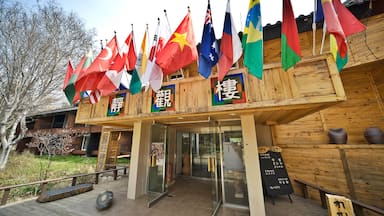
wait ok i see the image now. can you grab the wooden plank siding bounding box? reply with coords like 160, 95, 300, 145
280, 145, 384, 211
274, 62, 384, 145
76, 54, 345, 127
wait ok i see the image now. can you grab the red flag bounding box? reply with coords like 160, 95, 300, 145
332, 0, 366, 37
321, 0, 347, 58
122, 32, 137, 71
218, 0, 243, 81
97, 31, 137, 96
62, 61, 74, 89
281, 0, 301, 71
76, 36, 119, 92
155, 12, 198, 75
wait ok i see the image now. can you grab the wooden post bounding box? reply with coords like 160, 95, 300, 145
95, 173, 99, 184
241, 114, 266, 216
299, 183, 309, 199
71, 177, 77, 186
127, 121, 151, 199
319, 190, 327, 209
41, 182, 48, 195
113, 169, 118, 180
339, 149, 357, 199
1, 188, 10, 206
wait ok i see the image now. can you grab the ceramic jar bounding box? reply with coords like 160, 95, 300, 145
328, 128, 348, 144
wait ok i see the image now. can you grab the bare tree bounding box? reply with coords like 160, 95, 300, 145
26, 131, 74, 180
0, 0, 95, 169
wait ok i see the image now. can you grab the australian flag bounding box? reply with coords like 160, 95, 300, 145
198, 2, 219, 79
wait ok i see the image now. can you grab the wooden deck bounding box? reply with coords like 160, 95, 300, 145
0, 176, 327, 216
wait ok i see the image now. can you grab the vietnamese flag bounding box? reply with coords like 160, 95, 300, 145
321, 0, 347, 58
155, 12, 198, 75
282, 0, 301, 71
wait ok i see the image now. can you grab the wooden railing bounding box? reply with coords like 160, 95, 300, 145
295, 179, 384, 216
0, 166, 128, 206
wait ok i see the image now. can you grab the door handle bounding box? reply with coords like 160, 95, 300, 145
208, 156, 211, 172
150, 155, 157, 167
207, 157, 216, 173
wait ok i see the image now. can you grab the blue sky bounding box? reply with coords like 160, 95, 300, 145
21, 0, 316, 48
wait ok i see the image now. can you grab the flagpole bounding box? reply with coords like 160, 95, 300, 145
131, 24, 137, 57
163, 9, 172, 35
312, 0, 317, 55
320, 22, 326, 54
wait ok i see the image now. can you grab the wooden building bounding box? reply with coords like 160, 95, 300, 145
75, 2, 383, 216
17, 107, 132, 159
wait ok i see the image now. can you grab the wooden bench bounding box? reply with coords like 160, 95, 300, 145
37, 183, 93, 203
295, 179, 384, 216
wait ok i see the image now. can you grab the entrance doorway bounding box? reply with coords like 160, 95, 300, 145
175, 123, 249, 212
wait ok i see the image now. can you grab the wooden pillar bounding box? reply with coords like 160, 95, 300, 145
127, 121, 151, 199
241, 114, 266, 216
167, 127, 176, 185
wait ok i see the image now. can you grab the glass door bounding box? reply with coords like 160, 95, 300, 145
147, 124, 167, 207
221, 131, 248, 208
209, 121, 222, 215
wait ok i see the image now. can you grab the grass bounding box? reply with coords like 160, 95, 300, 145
0, 152, 97, 187
0, 151, 129, 204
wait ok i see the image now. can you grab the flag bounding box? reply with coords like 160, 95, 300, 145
97, 31, 140, 96
63, 50, 93, 105
332, 0, 366, 37
96, 52, 125, 96
129, 69, 142, 94
63, 59, 81, 105
141, 20, 166, 92
315, 0, 324, 23
88, 90, 101, 104
282, 0, 302, 71
76, 36, 119, 92
218, 0, 243, 81
198, 2, 218, 79
321, 0, 347, 58
63, 61, 74, 90
330, 34, 348, 72
156, 11, 198, 76
73, 50, 93, 104
136, 26, 149, 75
123, 32, 137, 71
243, 0, 263, 79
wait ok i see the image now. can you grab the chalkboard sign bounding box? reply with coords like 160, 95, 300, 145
259, 151, 293, 197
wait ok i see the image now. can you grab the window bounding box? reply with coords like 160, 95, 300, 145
81, 134, 90, 151
51, 114, 66, 128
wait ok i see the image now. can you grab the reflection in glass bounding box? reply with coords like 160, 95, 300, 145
222, 131, 248, 207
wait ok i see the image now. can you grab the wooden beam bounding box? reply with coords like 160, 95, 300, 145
339, 149, 357, 199
241, 114, 266, 216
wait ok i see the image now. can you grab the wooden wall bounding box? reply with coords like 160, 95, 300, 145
272, 14, 384, 212
281, 144, 384, 214
274, 62, 384, 145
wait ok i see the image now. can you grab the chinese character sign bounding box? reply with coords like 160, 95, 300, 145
151, 84, 176, 112
326, 194, 355, 216
107, 93, 126, 116
211, 73, 246, 106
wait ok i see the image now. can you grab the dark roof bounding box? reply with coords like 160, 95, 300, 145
28, 106, 78, 118
263, 1, 375, 41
